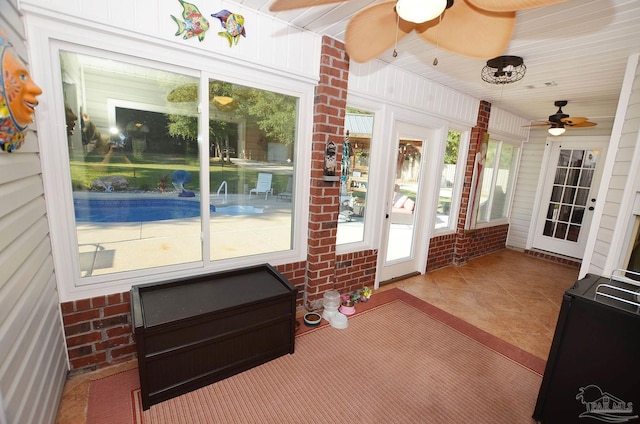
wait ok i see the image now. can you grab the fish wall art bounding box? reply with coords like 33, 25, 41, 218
211, 10, 246, 47
171, 0, 210, 42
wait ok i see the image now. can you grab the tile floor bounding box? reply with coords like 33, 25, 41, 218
55, 248, 579, 423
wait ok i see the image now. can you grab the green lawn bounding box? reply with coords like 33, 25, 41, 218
70, 151, 291, 194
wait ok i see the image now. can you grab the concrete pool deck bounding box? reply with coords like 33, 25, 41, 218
74, 190, 376, 277
75, 191, 295, 276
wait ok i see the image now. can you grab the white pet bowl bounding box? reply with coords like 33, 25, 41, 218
329, 312, 348, 329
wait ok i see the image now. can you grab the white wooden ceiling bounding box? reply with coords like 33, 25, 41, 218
241, 0, 640, 125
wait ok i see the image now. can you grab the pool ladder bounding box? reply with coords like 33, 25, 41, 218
215, 181, 228, 204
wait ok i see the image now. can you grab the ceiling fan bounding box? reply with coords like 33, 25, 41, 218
525, 100, 597, 136
269, 0, 569, 63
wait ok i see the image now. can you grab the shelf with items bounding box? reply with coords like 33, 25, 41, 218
348, 170, 368, 192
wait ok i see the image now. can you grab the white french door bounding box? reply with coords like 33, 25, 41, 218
377, 121, 438, 283
532, 139, 607, 259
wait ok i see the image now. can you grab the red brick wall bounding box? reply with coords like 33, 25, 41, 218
524, 249, 581, 268
275, 261, 307, 308
335, 250, 377, 295
60, 292, 135, 373
461, 224, 509, 259
305, 35, 351, 310
427, 233, 457, 270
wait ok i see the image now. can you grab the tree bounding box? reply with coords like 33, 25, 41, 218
445, 130, 460, 164
166, 81, 297, 152
235, 88, 296, 145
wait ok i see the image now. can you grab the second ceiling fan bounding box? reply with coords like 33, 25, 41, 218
269, 0, 570, 63
526, 100, 597, 136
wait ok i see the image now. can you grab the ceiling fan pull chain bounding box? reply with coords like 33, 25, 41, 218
433, 14, 443, 66
393, 13, 400, 57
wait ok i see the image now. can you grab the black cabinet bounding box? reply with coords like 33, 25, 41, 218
533, 274, 640, 423
131, 264, 297, 410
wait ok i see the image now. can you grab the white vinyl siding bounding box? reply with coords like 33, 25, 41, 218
0, 3, 67, 424
587, 55, 640, 276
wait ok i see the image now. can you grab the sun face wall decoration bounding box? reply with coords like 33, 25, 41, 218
0, 33, 43, 153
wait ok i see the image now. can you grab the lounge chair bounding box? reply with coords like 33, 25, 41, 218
249, 173, 273, 200
276, 176, 293, 202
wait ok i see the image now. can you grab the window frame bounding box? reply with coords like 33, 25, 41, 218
34, 31, 314, 301
434, 127, 470, 235
336, 96, 386, 254
473, 137, 522, 229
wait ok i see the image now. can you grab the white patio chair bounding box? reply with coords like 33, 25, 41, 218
249, 173, 273, 200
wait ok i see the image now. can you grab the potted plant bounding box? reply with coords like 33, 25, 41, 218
360, 286, 373, 302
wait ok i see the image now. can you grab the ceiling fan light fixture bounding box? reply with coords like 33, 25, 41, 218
481, 55, 526, 85
395, 0, 447, 24
548, 125, 566, 136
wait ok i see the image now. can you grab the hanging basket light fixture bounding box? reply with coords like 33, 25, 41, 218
481, 55, 526, 85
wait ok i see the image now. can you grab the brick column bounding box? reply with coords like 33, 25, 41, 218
454, 100, 491, 265
305, 36, 349, 310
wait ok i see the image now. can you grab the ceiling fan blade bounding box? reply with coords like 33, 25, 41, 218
522, 121, 552, 127
417, 0, 515, 59
269, 0, 346, 12
571, 121, 597, 128
466, 0, 571, 12
560, 117, 587, 126
345, 0, 415, 63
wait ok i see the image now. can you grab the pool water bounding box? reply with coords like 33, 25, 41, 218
74, 198, 210, 223
74, 198, 264, 223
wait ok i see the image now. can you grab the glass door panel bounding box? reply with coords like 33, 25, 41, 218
386, 139, 422, 262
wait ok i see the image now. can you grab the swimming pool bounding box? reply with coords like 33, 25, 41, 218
74, 198, 266, 224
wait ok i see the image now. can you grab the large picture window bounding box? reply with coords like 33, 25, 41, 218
476, 139, 520, 224
60, 51, 298, 278
435, 129, 466, 231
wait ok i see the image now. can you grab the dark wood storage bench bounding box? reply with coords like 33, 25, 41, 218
131, 264, 297, 410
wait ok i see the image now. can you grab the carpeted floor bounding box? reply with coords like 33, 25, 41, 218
87, 289, 544, 423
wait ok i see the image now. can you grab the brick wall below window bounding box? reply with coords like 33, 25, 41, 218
524, 249, 581, 268
334, 249, 378, 300
428, 225, 510, 272
60, 292, 135, 374
276, 261, 307, 308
